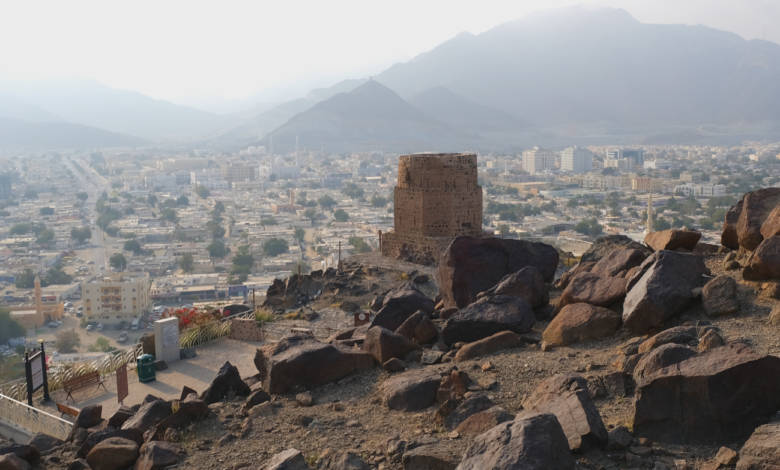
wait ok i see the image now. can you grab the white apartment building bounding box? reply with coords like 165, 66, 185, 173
673, 183, 727, 197
522, 147, 557, 175
560, 146, 593, 173
82, 273, 152, 323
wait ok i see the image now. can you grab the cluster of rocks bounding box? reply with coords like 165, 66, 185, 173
264, 266, 381, 312
721, 187, 780, 282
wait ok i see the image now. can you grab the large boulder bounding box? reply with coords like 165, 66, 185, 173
521, 374, 607, 451
76, 429, 143, 458
438, 237, 558, 309
402, 441, 461, 470
644, 229, 701, 252
484, 266, 549, 309
134, 441, 180, 470
590, 247, 649, 279
363, 326, 418, 364
743, 235, 780, 281
200, 361, 250, 404
633, 342, 780, 443
622, 251, 708, 333
632, 343, 698, 382
371, 283, 435, 331
760, 205, 780, 239
542, 303, 621, 346
74, 404, 103, 429
148, 395, 209, 441
455, 406, 514, 437
581, 235, 652, 264
394, 311, 438, 345
637, 325, 699, 353
702, 275, 740, 316
441, 295, 535, 345
264, 448, 309, 470
257, 334, 374, 394
736, 415, 780, 470
382, 368, 444, 411
557, 273, 627, 310
317, 450, 370, 470
455, 413, 575, 470
454, 331, 524, 362
722, 188, 780, 251
121, 400, 172, 434
0, 453, 29, 470
86, 437, 139, 470
438, 394, 496, 430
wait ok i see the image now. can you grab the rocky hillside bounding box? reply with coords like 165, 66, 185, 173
8, 188, 780, 470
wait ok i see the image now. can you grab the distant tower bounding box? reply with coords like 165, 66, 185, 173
34, 276, 43, 324
645, 193, 654, 234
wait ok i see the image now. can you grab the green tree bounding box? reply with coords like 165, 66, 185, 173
147, 194, 158, 207
123, 239, 142, 254
55, 329, 80, 353
9, 223, 31, 235
0, 309, 25, 343
88, 337, 113, 353
574, 218, 603, 237
160, 208, 178, 224
44, 262, 72, 285
179, 253, 194, 273
230, 245, 255, 282
304, 208, 318, 226
176, 195, 189, 206
208, 240, 229, 259
36, 228, 55, 246
14, 269, 35, 289
349, 236, 371, 253
318, 194, 337, 211
341, 182, 364, 200
76, 192, 89, 202
71, 227, 92, 244
109, 253, 127, 271
263, 238, 289, 257
498, 224, 511, 238
260, 216, 277, 226
333, 209, 349, 222
294, 227, 305, 244
39, 207, 54, 216
370, 195, 387, 207
195, 185, 210, 198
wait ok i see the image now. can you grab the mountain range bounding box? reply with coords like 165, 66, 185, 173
5, 7, 780, 150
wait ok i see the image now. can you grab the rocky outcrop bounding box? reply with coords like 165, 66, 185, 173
86, 437, 139, 470
441, 295, 535, 345
521, 374, 607, 451
702, 275, 739, 316
437, 237, 558, 309
542, 303, 621, 346
394, 311, 438, 345
121, 400, 172, 434
644, 229, 701, 252
455, 406, 514, 437
736, 416, 780, 470
134, 441, 180, 470
743, 235, 780, 280
264, 448, 309, 470
590, 247, 649, 279
722, 187, 780, 251
760, 205, 780, 239
622, 251, 708, 333
255, 334, 374, 394
632, 343, 698, 382
558, 273, 627, 310
371, 283, 435, 331
637, 326, 699, 353
633, 342, 780, 443
264, 272, 324, 309
454, 331, 524, 362
200, 361, 250, 404
382, 368, 444, 411
480, 266, 549, 309
402, 441, 460, 470
456, 413, 575, 470
362, 326, 418, 364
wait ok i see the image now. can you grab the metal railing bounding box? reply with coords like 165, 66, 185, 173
0, 393, 72, 441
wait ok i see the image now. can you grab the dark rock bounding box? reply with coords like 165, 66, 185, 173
454, 331, 523, 362
0, 445, 39, 465
607, 426, 634, 450
633, 342, 780, 443
180, 386, 198, 401
0, 453, 30, 470
734, 187, 780, 251
244, 389, 271, 410
148, 395, 209, 441
121, 400, 172, 434
317, 450, 370, 470
488, 266, 549, 309
265, 448, 309, 470
27, 433, 62, 454
363, 326, 418, 364
581, 235, 652, 264
77, 429, 143, 458
736, 415, 780, 470
590, 247, 650, 279
200, 361, 250, 404
371, 283, 435, 331
697, 329, 725, 352
107, 406, 134, 429
382, 368, 443, 411
441, 295, 535, 345
521, 374, 608, 451
743, 235, 780, 280
437, 236, 559, 309
558, 273, 627, 309
456, 412, 575, 470
402, 441, 460, 470
383, 357, 406, 372
438, 394, 495, 430
395, 311, 438, 345
637, 326, 699, 353
85, 437, 139, 470
258, 334, 374, 394
644, 229, 702, 252
632, 343, 698, 382
421, 350, 444, 365
134, 441, 179, 470
622, 251, 708, 333
74, 404, 102, 429
702, 275, 739, 316
542, 303, 621, 346
455, 406, 513, 437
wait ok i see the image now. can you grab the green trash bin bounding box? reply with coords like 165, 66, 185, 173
137, 354, 156, 383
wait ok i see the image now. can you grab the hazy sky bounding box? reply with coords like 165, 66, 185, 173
1, 0, 778, 110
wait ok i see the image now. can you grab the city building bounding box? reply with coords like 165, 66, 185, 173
673, 183, 727, 197
222, 163, 258, 184
8, 277, 64, 329
560, 146, 593, 173
522, 147, 557, 175
381, 153, 483, 264
0, 173, 11, 199
82, 273, 151, 324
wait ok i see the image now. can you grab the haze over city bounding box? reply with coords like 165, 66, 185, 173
0, 2, 779, 469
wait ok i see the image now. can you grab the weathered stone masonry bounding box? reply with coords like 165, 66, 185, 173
381, 153, 483, 264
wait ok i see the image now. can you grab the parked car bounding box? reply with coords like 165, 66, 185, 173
118, 332, 128, 343
47, 321, 59, 328
96, 323, 104, 331
85, 324, 94, 331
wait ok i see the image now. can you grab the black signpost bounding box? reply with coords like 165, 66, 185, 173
24, 341, 50, 406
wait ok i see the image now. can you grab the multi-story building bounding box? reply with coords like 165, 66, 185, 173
0, 173, 11, 199
560, 146, 593, 173
673, 183, 727, 197
82, 273, 151, 324
222, 163, 258, 183
522, 147, 556, 175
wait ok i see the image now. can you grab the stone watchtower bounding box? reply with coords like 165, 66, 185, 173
380, 153, 483, 264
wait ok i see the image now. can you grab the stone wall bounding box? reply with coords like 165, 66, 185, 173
382, 153, 483, 265
229, 318, 264, 342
